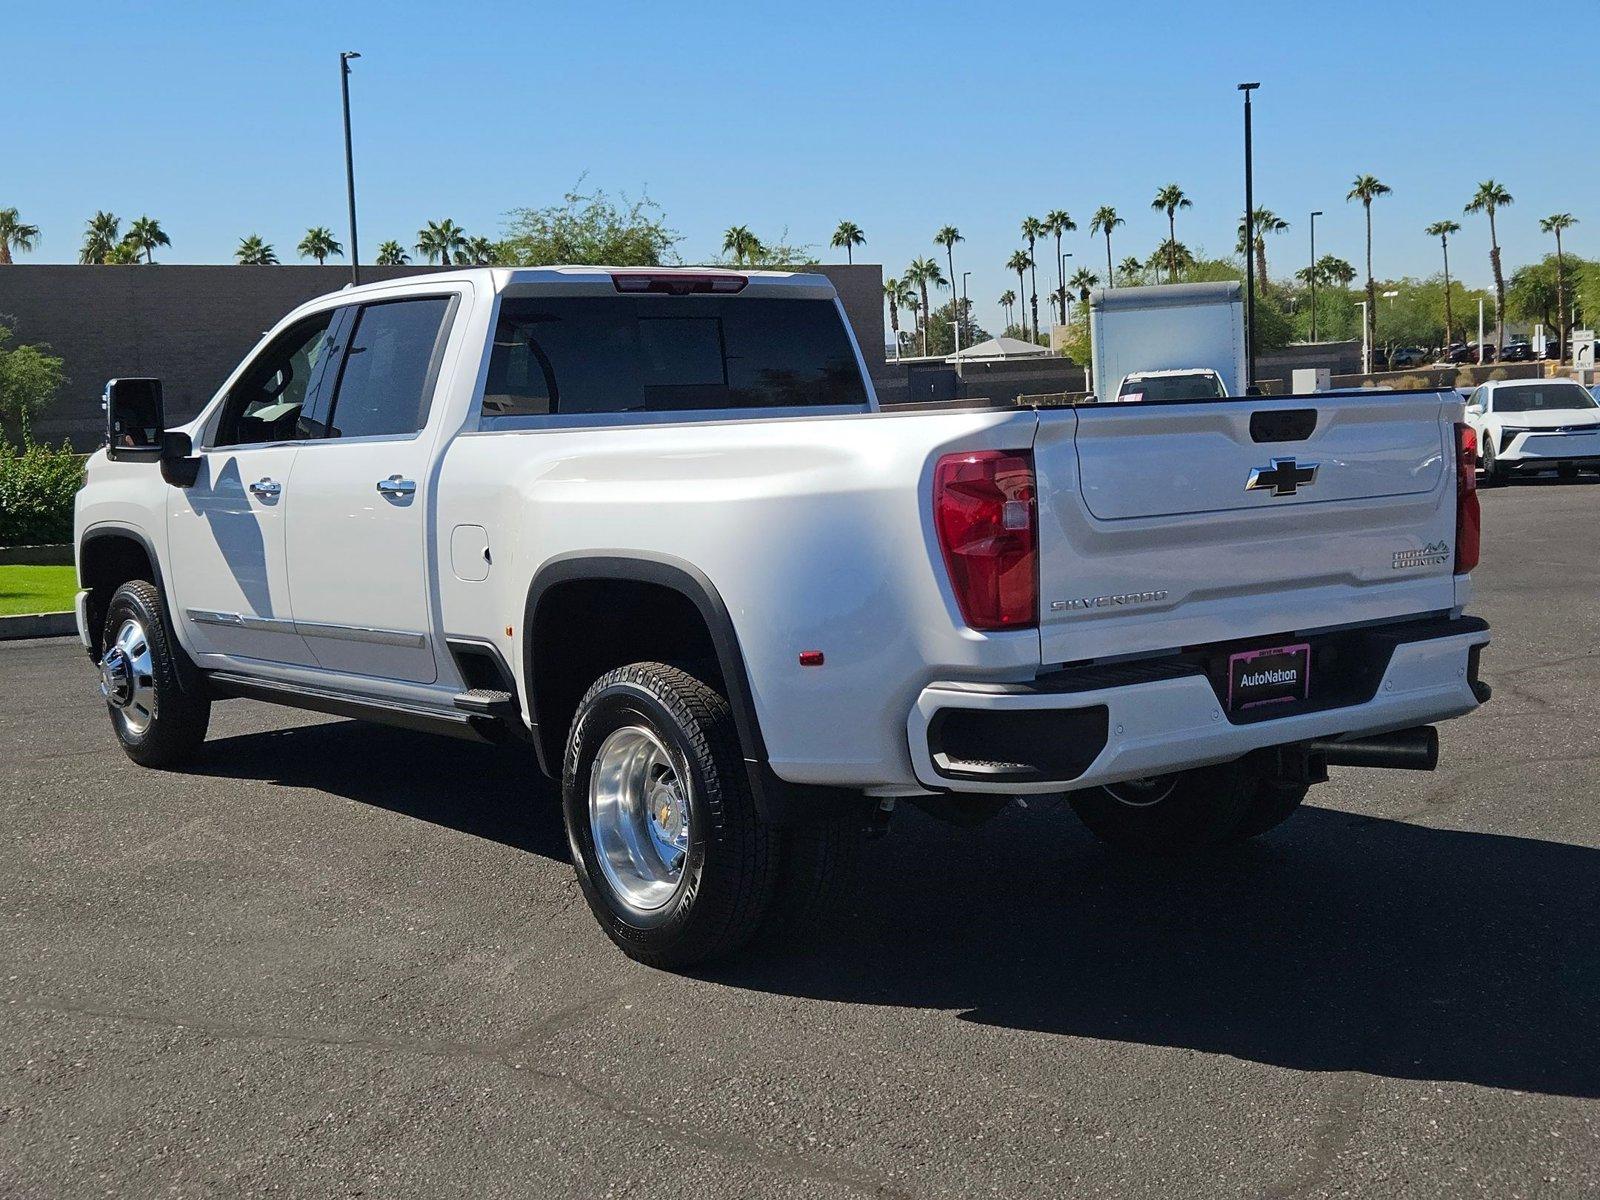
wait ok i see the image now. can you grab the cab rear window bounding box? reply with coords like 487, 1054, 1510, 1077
482, 295, 868, 420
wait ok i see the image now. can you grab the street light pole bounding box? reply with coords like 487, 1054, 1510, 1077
1308, 210, 1322, 342
340, 51, 362, 287
1060, 252, 1072, 326
1238, 82, 1260, 393
1356, 300, 1370, 375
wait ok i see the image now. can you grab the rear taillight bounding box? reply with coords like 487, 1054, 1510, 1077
933, 450, 1038, 630
1455, 422, 1480, 574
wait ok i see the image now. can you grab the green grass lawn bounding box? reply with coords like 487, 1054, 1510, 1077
0, 564, 77, 616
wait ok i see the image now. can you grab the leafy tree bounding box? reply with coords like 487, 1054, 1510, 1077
124, 215, 170, 264
925, 298, 990, 357
933, 225, 963, 333
1507, 257, 1565, 334
1116, 255, 1144, 286
1089, 206, 1123, 289
375, 241, 410, 265
1539, 213, 1578, 357
1045, 210, 1076, 322
1006, 250, 1032, 341
1020, 216, 1046, 337
884, 278, 914, 354
0, 324, 66, 442
80, 211, 120, 265
0, 208, 40, 264
103, 241, 140, 265
1424, 221, 1462, 343
296, 226, 342, 264
1464, 179, 1512, 351
1236, 208, 1288, 282
416, 218, 468, 266
235, 235, 279, 265
1347, 174, 1392, 354
500, 186, 679, 266
1150, 184, 1192, 281
830, 220, 865, 264
903, 257, 947, 356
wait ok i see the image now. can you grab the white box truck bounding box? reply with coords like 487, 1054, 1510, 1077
1089, 281, 1247, 401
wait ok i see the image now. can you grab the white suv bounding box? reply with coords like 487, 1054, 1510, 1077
1465, 378, 1600, 483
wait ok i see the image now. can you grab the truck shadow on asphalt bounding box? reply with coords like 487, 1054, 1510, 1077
192, 721, 1599, 1100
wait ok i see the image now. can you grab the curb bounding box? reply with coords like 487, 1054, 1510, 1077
0, 612, 76, 641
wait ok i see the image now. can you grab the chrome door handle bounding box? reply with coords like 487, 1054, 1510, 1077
248, 477, 281, 498
376, 475, 416, 496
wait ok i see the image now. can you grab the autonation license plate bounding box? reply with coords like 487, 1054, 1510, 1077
1228, 643, 1311, 711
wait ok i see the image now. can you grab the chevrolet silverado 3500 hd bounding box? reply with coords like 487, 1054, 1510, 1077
76, 267, 1490, 965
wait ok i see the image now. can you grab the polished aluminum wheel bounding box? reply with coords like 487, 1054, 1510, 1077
101, 617, 157, 736
588, 725, 691, 913
1103, 774, 1180, 808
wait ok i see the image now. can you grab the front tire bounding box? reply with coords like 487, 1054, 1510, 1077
99, 580, 211, 767
1480, 439, 1508, 486
562, 662, 779, 967
1069, 758, 1306, 856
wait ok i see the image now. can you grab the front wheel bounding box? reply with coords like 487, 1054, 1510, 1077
1480, 439, 1508, 486
1069, 759, 1307, 856
562, 662, 780, 967
99, 580, 211, 767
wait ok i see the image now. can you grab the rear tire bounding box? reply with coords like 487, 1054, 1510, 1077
99, 580, 211, 768
1069, 758, 1304, 856
562, 662, 779, 967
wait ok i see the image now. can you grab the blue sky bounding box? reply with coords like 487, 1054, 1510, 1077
14, 0, 1595, 333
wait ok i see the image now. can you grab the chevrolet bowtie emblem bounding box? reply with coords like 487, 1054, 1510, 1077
1245, 457, 1319, 497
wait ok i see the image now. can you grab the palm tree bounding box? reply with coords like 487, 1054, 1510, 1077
884, 278, 914, 355
1236, 208, 1288, 283
1048, 285, 1068, 323
1089, 206, 1123, 288
1044, 210, 1076, 323
1117, 255, 1144, 286
1148, 239, 1193, 280
721, 225, 763, 265
933, 226, 963, 327
1150, 185, 1192, 282
1425, 220, 1462, 344
297, 226, 343, 265
235, 235, 279, 265
80, 211, 121, 265
830, 220, 865, 264
0, 208, 40, 264
416, 218, 468, 266
463, 235, 499, 265
122, 215, 170, 264
999, 289, 1017, 331
1069, 267, 1099, 305
1464, 180, 1511, 353
1539, 213, 1577, 359
904, 257, 947, 356
1006, 250, 1032, 341
1347, 174, 1392, 358
375, 241, 410, 266
1020, 216, 1046, 337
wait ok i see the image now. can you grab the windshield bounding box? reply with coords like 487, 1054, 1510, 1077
481, 295, 868, 420
1116, 372, 1226, 403
1493, 383, 1597, 414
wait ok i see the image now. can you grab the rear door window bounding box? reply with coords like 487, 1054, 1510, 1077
482, 295, 868, 420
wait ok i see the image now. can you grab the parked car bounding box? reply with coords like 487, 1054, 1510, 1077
1388, 346, 1428, 369
1436, 343, 1477, 365
1499, 339, 1536, 363
1465, 378, 1600, 482
75, 267, 1492, 966
1111, 368, 1229, 403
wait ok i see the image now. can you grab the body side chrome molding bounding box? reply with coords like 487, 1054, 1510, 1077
186, 609, 425, 648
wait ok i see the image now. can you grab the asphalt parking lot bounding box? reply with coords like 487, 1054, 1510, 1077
3, 479, 1598, 1199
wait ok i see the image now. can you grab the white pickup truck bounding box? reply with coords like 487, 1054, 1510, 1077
76, 267, 1491, 966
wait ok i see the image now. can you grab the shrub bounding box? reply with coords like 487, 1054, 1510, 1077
0, 440, 84, 546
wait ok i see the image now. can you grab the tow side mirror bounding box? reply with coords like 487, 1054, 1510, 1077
104, 378, 165, 463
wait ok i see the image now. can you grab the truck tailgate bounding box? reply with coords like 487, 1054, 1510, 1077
1032, 392, 1463, 667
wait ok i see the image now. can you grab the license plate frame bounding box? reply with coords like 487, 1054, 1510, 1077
1227, 642, 1311, 712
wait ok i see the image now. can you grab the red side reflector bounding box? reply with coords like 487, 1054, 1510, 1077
1455, 422, 1480, 574
933, 450, 1038, 630
610, 272, 747, 295
798, 650, 824, 667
